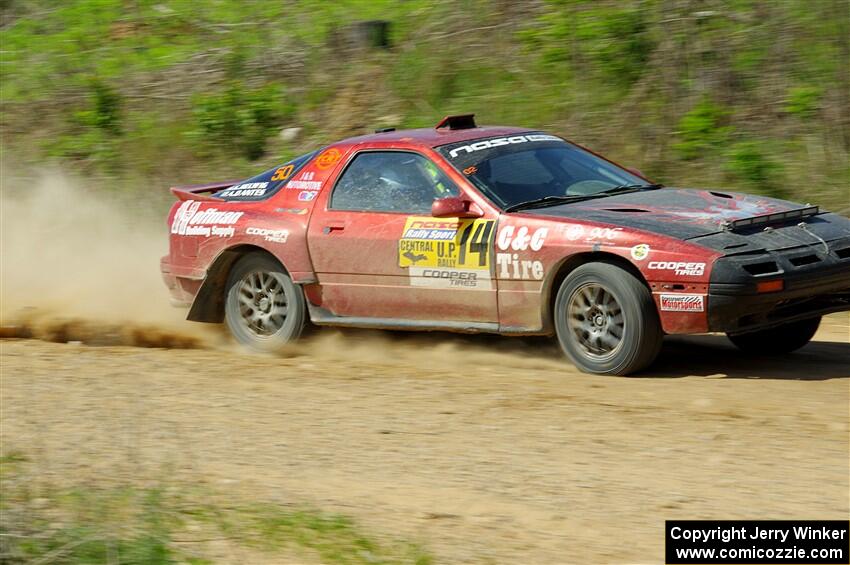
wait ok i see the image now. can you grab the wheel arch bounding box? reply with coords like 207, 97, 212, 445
187, 245, 287, 323
542, 251, 651, 332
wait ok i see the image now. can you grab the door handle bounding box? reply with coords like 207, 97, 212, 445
323, 221, 346, 234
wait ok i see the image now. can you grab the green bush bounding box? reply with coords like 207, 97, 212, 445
784, 85, 822, 118
672, 100, 733, 160
41, 79, 124, 167
90, 79, 123, 136
520, 2, 654, 87
580, 7, 653, 86
725, 140, 785, 198
189, 82, 294, 161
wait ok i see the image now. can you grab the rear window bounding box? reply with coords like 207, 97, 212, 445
214, 150, 318, 201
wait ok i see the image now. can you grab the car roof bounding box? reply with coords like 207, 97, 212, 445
335, 124, 536, 149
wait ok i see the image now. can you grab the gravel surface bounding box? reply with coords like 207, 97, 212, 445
2, 314, 848, 564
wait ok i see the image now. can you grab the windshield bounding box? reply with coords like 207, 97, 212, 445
437, 133, 650, 210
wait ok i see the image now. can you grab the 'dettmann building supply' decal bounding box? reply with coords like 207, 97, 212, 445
398, 217, 495, 290
171, 201, 243, 238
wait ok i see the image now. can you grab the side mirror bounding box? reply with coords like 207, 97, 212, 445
626, 167, 647, 180
431, 196, 483, 218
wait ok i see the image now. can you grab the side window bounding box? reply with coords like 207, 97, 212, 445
331, 151, 458, 213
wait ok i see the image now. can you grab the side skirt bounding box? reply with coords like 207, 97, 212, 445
306, 303, 501, 334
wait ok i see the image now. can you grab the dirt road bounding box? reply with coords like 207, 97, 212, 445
1, 314, 848, 564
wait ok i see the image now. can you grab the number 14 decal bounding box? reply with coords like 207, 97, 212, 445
458, 220, 494, 268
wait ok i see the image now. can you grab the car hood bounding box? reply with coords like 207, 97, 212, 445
523, 188, 850, 254
523, 188, 808, 240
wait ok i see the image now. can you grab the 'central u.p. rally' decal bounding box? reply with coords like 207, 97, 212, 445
398, 217, 495, 290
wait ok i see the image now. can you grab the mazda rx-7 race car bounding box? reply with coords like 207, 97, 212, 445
161, 114, 850, 375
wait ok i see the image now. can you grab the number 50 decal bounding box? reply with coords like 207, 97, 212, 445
270, 164, 294, 181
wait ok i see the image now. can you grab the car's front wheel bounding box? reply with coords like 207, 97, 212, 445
554, 262, 662, 376
224, 252, 306, 353
726, 316, 821, 355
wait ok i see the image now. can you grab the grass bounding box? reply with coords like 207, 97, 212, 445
1, 0, 848, 210
0, 452, 432, 565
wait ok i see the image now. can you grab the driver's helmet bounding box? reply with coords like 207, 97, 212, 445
380, 156, 441, 211
420, 158, 452, 197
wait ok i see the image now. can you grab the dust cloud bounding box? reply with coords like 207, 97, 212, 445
0, 170, 564, 364
0, 170, 209, 347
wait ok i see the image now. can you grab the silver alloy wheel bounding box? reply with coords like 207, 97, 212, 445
566, 282, 625, 360
236, 270, 289, 337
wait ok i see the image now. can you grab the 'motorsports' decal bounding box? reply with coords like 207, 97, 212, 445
399, 217, 495, 289
659, 294, 705, 312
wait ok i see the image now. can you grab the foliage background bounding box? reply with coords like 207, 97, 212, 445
1, 0, 848, 210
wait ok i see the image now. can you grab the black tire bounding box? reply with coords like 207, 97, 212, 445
727, 316, 821, 355
224, 252, 306, 353
554, 262, 662, 376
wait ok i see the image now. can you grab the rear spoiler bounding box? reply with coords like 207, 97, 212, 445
170, 180, 240, 202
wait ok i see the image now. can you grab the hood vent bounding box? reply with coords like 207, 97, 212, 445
602, 208, 649, 213
789, 254, 821, 266
743, 261, 780, 276
710, 191, 733, 199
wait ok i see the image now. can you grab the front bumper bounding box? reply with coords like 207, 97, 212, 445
706, 234, 850, 333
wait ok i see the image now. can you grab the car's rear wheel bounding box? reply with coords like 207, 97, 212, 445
727, 316, 820, 355
224, 252, 306, 353
554, 262, 662, 376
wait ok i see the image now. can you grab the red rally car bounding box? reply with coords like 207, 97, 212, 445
161, 114, 850, 375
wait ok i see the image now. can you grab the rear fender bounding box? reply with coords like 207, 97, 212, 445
182, 212, 315, 322
186, 246, 249, 323
186, 243, 315, 323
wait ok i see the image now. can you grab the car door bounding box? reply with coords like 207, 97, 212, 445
307, 149, 499, 325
